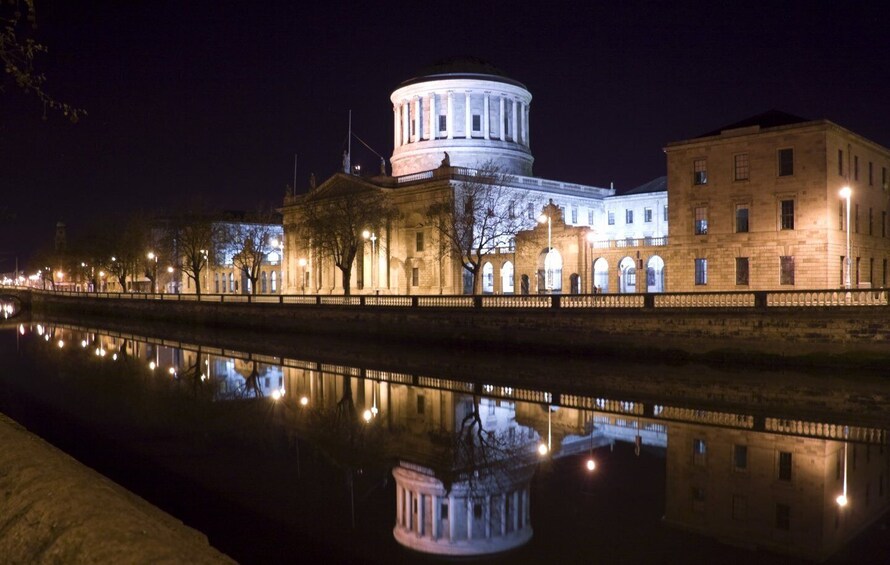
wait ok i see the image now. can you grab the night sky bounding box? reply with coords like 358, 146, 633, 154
3, 0, 889, 268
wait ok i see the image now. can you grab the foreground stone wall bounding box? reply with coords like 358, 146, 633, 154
0, 414, 234, 564
27, 292, 890, 360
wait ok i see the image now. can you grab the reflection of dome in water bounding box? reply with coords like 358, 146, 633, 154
390, 57, 533, 177
392, 461, 535, 555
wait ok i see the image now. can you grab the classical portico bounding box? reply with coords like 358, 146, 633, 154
390, 59, 533, 177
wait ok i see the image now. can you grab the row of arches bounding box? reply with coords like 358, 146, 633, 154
213, 270, 280, 294
471, 255, 665, 294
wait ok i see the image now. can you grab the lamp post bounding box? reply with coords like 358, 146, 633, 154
166, 266, 175, 293
840, 186, 852, 289
537, 213, 552, 291
836, 426, 849, 507
298, 258, 307, 294
586, 230, 596, 293
147, 252, 158, 293
362, 230, 377, 293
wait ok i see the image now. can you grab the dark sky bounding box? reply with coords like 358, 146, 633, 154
3, 0, 889, 268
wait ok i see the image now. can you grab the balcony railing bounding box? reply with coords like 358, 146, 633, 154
19, 287, 890, 309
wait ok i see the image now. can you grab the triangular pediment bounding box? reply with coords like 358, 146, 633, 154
305, 173, 387, 201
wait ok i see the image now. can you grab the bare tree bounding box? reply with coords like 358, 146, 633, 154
425, 162, 531, 294
298, 184, 398, 295
221, 211, 281, 295
1, 1, 85, 121
165, 215, 222, 296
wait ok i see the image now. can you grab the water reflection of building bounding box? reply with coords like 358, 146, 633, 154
24, 323, 890, 561
664, 420, 889, 561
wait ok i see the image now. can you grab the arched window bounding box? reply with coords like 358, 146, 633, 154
261, 271, 268, 293
228, 272, 235, 293
501, 261, 514, 294
540, 249, 563, 292
271, 271, 278, 292
647, 255, 665, 293
569, 273, 580, 294
520, 274, 530, 295
593, 258, 609, 293
482, 262, 494, 293
619, 257, 636, 294
214, 273, 220, 293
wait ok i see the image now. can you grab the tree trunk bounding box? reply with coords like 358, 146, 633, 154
340, 267, 352, 296
195, 272, 202, 295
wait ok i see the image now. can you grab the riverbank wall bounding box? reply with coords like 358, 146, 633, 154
0, 413, 234, 564
24, 290, 890, 366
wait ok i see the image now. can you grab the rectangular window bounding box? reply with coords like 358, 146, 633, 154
588, 209, 594, 225
644, 208, 653, 222
855, 204, 860, 233
693, 439, 707, 465
838, 149, 844, 176
869, 162, 874, 185
736, 258, 749, 286
840, 201, 845, 230
440, 503, 448, 520
626, 210, 634, 224
780, 200, 794, 230
439, 115, 447, 132
776, 504, 791, 531
734, 153, 749, 181
664, 205, 668, 221
694, 206, 708, 235
733, 444, 748, 470
780, 256, 795, 285
472, 114, 481, 131
693, 159, 707, 185
416, 395, 425, 414
416, 231, 424, 252
608, 211, 615, 225
778, 148, 794, 176
854, 155, 859, 181
778, 451, 792, 481
412, 267, 419, 286
571, 207, 578, 224
694, 258, 707, 285
735, 205, 749, 233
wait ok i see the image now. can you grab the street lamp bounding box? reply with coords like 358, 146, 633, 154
362, 230, 377, 293
839, 186, 852, 290
537, 213, 552, 291
147, 251, 158, 293
298, 257, 307, 294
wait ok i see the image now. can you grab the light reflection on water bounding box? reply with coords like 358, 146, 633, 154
2, 321, 889, 565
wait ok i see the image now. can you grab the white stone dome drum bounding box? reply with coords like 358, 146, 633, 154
390, 58, 533, 177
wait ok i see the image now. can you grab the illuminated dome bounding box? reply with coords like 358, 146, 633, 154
389, 58, 533, 177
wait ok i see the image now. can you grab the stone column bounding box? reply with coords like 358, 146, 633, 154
448, 494, 456, 541
485, 495, 491, 538
428, 93, 436, 140
447, 92, 454, 139
406, 489, 412, 530
394, 105, 401, 147
523, 104, 530, 147
513, 491, 519, 531
464, 92, 471, 139
417, 493, 424, 536
402, 101, 410, 145
466, 497, 473, 540
413, 96, 420, 142
397, 485, 403, 526
500, 494, 507, 535
432, 495, 439, 540
512, 99, 519, 143
483, 93, 490, 140
499, 96, 505, 141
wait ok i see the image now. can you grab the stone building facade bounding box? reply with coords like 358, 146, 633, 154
664, 112, 890, 292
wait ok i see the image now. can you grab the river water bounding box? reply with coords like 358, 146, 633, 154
1, 317, 889, 564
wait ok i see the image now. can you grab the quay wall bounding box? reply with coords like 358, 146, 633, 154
25, 291, 890, 361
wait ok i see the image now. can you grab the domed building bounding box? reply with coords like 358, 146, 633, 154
279, 59, 666, 297
390, 58, 533, 177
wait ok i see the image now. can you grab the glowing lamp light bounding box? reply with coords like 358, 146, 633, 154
19, 324, 26, 335
362, 409, 372, 422
371, 406, 379, 415
149, 361, 156, 370
836, 494, 848, 507
271, 390, 282, 401
586, 458, 596, 472
537, 443, 549, 456
81, 340, 88, 348
57, 340, 64, 348
168, 367, 176, 375
299, 396, 309, 406
112, 354, 118, 361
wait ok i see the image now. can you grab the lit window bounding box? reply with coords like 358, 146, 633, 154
412, 267, 419, 286
735, 205, 749, 233
626, 210, 634, 224
693, 159, 707, 185
778, 451, 792, 481
780, 200, 794, 230
694, 258, 707, 285
694, 206, 708, 235
736, 258, 749, 286
644, 208, 652, 222
571, 207, 578, 224
780, 256, 795, 285
608, 212, 615, 225
778, 148, 794, 177
734, 153, 749, 181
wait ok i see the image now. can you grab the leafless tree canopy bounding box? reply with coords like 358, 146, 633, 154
426, 161, 531, 294
219, 210, 281, 295
298, 185, 398, 295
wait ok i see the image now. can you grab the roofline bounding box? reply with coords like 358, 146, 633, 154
397, 72, 528, 91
